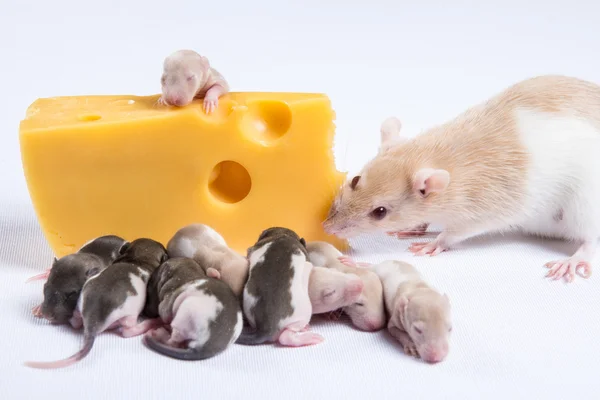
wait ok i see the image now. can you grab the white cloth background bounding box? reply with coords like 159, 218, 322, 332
2, 1, 599, 399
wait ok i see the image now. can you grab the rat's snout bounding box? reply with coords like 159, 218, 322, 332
165, 95, 185, 107
421, 343, 449, 364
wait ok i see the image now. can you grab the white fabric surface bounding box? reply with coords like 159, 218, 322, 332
3, 1, 600, 399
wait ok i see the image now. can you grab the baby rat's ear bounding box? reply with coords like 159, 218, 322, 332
413, 168, 450, 198
379, 117, 404, 152
118, 241, 131, 255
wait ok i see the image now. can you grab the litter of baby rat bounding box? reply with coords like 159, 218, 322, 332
25, 222, 451, 367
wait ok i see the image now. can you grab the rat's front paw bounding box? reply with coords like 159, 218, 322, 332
337, 256, 371, 268
203, 96, 218, 114
403, 342, 420, 358
409, 240, 448, 256
544, 258, 592, 282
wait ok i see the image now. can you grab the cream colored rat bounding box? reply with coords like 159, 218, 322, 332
159, 49, 229, 113
167, 223, 249, 298
306, 241, 386, 331
309, 266, 364, 315
323, 75, 600, 283
367, 260, 452, 364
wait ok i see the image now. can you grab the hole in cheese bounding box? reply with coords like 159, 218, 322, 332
240, 100, 292, 145
208, 161, 252, 204
78, 114, 102, 122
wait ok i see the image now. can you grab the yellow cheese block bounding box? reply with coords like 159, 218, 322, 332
19, 92, 348, 258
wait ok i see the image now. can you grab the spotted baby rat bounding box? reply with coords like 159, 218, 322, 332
30, 235, 127, 324
24, 238, 168, 369
369, 260, 452, 364
238, 227, 323, 347
306, 241, 386, 331
143, 257, 242, 360
159, 49, 229, 113
324, 75, 600, 283
166, 223, 249, 298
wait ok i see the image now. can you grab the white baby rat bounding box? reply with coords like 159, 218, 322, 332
365, 260, 452, 364
309, 266, 364, 315
324, 75, 600, 283
306, 241, 386, 331
143, 257, 242, 360
159, 49, 229, 113
238, 227, 323, 347
166, 223, 249, 298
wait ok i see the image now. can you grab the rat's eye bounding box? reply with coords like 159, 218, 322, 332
369, 207, 387, 220
414, 326, 423, 335
186, 75, 195, 82
160, 75, 166, 85
448, 326, 453, 333
355, 302, 364, 307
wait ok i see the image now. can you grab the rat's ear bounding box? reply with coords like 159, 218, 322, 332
52, 257, 58, 264
160, 253, 169, 264
395, 295, 409, 310
85, 267, 101, 278
206, 267, 221, 280
443, 293, 451, 305
413, 168, 450, 198
379, 117, 404, 152
118, 241, 131, 255
299, 238, 307, 248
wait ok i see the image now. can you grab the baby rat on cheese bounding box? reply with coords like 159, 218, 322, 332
166, 223, 249, 298
238, 227, 323, 347
306, 241, 386, 331
159, 49, 229, 113
25, 239, 168, 369
363, 259, 452, 364
143, 257, 242, 360
30, 235, 127, 325
324, 75, 600, 282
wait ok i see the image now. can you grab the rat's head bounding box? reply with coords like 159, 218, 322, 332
394, 292, 452, 364
343, 270, 386, 331
115, 238, 169, 268
40, 256, 100, 324
323, 117, 451, 238
161, 50, 207, 107
256, 227, 306, 247
311, 268, 364, 314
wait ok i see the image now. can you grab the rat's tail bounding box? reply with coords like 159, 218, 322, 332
234, 327, 272, 345
143, 334, 225, 360
24, 333, 95, 369
25, 268, 51, 283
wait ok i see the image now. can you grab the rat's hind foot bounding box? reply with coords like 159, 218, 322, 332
387, 223, 430, 239
118, 317, 163, 338
409, 240, 448, 256
26, 268, 51, 283
545, 258, 592, 282
278, 328, 324, 347
388, 325, 419, 358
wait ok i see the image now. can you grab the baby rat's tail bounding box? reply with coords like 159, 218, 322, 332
24, 333, 95, 369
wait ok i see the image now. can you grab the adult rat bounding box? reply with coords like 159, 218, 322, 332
324, 75, 600, 283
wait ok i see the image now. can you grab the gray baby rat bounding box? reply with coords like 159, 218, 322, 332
143, 257, 243, 360
30, 235, 127, 325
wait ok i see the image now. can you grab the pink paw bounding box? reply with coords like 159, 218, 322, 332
409, 241, 448, 256
544, 258, 592, 282
203, 96, 218, 114
278, 329, 324, 347
337, 256, 370, 268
